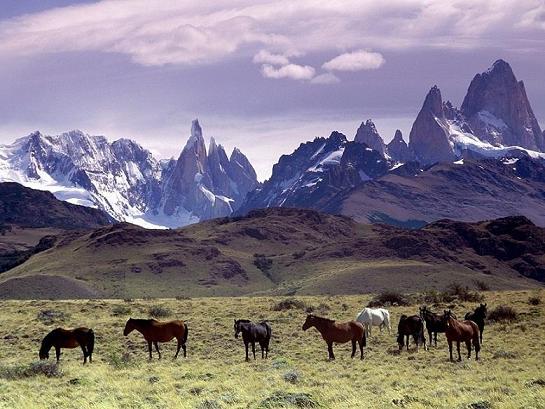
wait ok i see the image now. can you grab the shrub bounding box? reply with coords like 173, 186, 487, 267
111, 305, 131, 316
0, 361, 62, 380
528, 296, 541, 306
368, 291, 411, 307
108, 352, 135, 369
148, 305, 171, 318
197, 400, 222, 409
283, 370, 299, 384
259, 391, 317, 408
488, 305, 518, 322
473, 280, 490, 291
272, 298, 307, 311
305, 303, 330, 314
445, 282, 484, 302
37, 310, 68, 324
254, 254, 273, 273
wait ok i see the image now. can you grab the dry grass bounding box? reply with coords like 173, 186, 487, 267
0, 290, 544, 408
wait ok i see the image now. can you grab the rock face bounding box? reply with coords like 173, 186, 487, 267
0, 120, 258, 228
461, 59, 544, 150
237, 131, 392, 214
408, 86, 457, 164
386, 130, 414, 162
354, 119, 386, 156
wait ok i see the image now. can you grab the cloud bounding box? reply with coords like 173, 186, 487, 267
310, 73, 340, 84
261, 63, 315, 80
322, 50, 385, 71
0, 0, 543, 68
253, 50, 290, 65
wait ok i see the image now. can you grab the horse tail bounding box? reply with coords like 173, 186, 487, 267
87, 329, 95, 357
362, 327, 367, 347
265, 322, 272, 340
384, 311, 391, 331
182, 323, 189, 344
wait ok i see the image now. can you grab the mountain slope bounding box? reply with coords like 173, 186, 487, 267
1, 208, 542, 299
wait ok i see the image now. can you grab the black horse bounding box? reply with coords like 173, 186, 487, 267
419, 306, 447, 347
234, 319, 272, 361
397, 315, 427, 351
465, 303, 487, 344
39, 327, 94, 364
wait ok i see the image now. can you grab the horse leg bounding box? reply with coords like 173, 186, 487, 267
428, 329, 432, 346
456, 342, 461, 361
474, 334, 481, 361
55, 346, 61, 362
148, 341, 153, 360
252, 342, 256, 360
466, 340, 472, 359
154, 342, 161, 359
434, 332, 438, 347
327, 342, 335, 360
174, 339, 182, 359
260, 342, 264, 359
244, 342, 249, 361
406, 335, 410, 351
358, 337, 364, 360
351, 340, 356, 358
80, 344, 88, 364
480, 326, 483, 344
448, 340, 453, 362
265, 340, 269, 359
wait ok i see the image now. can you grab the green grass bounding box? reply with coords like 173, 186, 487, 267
0, 290, 544, 408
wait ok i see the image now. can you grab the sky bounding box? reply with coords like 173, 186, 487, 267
1, 1, 544, 180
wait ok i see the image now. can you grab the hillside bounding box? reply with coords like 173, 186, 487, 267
1, 208, 543, 299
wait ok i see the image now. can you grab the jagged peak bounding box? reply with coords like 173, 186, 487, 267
191, 119, 203, 139
486, 59, 513, 76
422, 85, 443, 116
391, 129, 404, 143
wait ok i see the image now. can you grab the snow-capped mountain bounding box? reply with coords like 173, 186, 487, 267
0, 120, 258, 228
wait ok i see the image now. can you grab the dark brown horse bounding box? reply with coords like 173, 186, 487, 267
234, 319, 272, 361
419, 306, 447, 347
443, 310, 480, 361
39, 327, 94, 364
397, 315, 427, 351
123, 318, 188, 359
465, 303, 487, 344
302, 314, 366, 360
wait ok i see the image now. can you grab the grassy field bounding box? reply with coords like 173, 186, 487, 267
0, 290, 544, 408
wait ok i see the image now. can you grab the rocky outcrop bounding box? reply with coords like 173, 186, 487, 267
461, 59, 544, 151
386, 130, 414, 162
408, 86, 457, 164
354, 119, 386, 156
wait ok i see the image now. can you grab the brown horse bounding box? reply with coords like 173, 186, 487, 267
123, 318, 188, 359
302, 314, 366, 360
443, 310, 480, 362
39, 327, 94, 364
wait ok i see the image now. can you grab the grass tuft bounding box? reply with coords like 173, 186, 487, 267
368, 291, 411, 307
488, 305, 518, 322
148, 305, 171, 318
0, 361, 62, 379
259, 391, 318, 408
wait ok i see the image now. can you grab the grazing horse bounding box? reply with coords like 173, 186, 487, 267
302, 314, 366, 360
234, 319, 272, 361
39, 327, 94, 364
443, 310, 480, 361
123, 318, 188, 360
355, 307, 391, 338
397, 315, 427, 351
465, 303, 487, 344
419, 306, 447, 347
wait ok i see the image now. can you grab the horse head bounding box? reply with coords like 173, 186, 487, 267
39, 333, 51, 360
234, 319, 241, 338
419, 306, 428, 319
477, 303, 487, 317
123, 318, 135, 336
302, 314, 315, 331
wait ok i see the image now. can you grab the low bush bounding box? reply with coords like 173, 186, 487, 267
0, 361, 62, 380
473, 280, 490, 291
445, 282, 484, 302
108, 352, 135, 369
148, 305, 171, 318
528, 296, 541, 306
259, 391, 317, 408
368, 291, 411, 307
111, 305, 131, 316
488, 305, 518, 322
36, 310, 68, 324
272, 298, 307, 311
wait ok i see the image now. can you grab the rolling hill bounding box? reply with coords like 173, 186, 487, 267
1, 208, 543, 299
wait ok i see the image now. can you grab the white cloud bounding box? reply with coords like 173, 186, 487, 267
0, 0, 543, 68
310, 73, 340, 84
253, 50, 290, 65
323, 50, 385, 71
261, 63, 315, 80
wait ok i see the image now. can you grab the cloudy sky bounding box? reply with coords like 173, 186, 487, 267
1, 0, 544, 179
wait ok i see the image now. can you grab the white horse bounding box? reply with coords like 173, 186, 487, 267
355, 307, 391, 338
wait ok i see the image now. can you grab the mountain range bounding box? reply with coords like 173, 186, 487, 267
0, 120, 258, 228
1, 59, 544, 228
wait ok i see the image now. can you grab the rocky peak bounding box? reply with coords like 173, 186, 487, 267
461, 59, 543, 150
408, 86, 456, 165
386, 130, 414, 163
354, 119, 386, 156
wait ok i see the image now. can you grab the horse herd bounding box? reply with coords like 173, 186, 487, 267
37, 303, 487, 364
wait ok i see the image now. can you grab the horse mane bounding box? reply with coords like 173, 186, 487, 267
131, 318, 157, 325
236, 319, 251, 323
311, 315, 335, 324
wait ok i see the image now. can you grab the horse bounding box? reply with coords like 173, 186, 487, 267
302, 314, 366, 360
443, 310, 480, 361
355, 307, 391, 338
234, 319, 272, 361
123, 318, 188, 360
465, 303, 487, 344
419, 306, 447, 347
39, 327, 94, 364
397, 315, 427, 351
